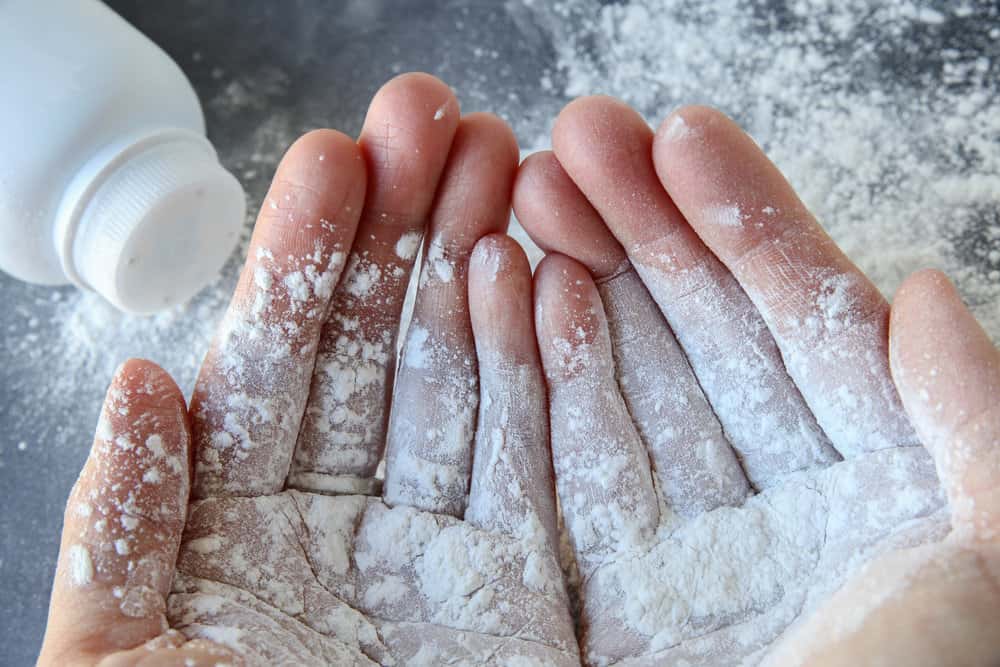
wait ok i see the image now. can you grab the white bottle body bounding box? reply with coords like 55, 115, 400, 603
0, 0, 244, 312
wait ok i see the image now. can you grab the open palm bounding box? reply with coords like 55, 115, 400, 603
515, 99, 995, 665
39, 81, 1000, 667
38, 74, 577, 667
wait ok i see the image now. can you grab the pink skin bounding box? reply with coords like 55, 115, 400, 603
38, 74, 576, 667
39, 82, 1000, 666
766, 269, 1000, 666
524, 98, 1000, 664
515, 153, 749, 517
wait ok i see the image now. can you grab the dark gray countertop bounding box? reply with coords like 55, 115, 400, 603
2, 2, 998, 664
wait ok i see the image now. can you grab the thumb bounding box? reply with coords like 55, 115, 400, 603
39, 359, 192, 665
890, 269, 1000, 541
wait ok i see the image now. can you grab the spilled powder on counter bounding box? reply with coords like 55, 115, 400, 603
525, 0, 1000, 340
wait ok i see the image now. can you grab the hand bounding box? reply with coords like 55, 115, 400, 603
513, 99, 983, 664
764, 269, 1000, 666
37, 74, 578, 666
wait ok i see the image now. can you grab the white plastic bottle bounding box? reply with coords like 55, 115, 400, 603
0, 0, 246, 313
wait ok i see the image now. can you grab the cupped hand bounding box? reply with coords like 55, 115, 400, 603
765, 269, 1000, 667
514, 99, 997, 665
37, 74, 578, 667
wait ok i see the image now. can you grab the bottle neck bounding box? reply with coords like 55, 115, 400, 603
52, 128, 244, 313
54, 128, 215, 291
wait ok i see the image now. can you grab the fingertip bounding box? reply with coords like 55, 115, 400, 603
512, 151, 628, 279
101, 359, 189, 457
533, 254, 609, 384
288, 127, 361, 157
551, 97, 676, 253
553, 95, 633, 137
360, 71, 460, 198
460, 112, 520, 171
427, 114, 520, 248
373, 71, 460, 121
470, 233, 531, 293
275, 127, 366, 193
890, 269, 996, 401
553, 95, 648, 162
889, 268, 973, 380
516, 150, 555, 176
111, 359, 186, 407
512, 151, 559, 219
533, 252, 583, 305
892, 268, 954, 313
469, 234, 536, 366
281, 128, 366, 190
255, 127, 366, 265
654, 104, 729, 146
889, 269, 1000, 537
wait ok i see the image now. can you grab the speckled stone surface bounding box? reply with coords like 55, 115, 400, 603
1, 1, 997, 664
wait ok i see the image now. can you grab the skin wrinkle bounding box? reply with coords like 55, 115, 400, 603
593, 261, 634, 285
282, 495, 389, 665
520, 98, 963, 666
173, 492, 577, 657
42, 74, 580, 666
168, 586, 360, 664
51, 76, 1000, 664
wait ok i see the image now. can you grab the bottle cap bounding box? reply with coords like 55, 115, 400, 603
66, 132, 245, 313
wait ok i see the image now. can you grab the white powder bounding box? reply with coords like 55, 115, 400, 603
343, 255, 383, 298
512, 3, 995, 662
402, 325, 431, 370
67, 544, 94, 587
4, 2, 995, 663
170, 493, 577, 665
704, 204, 745, 228
528, 0, 1000, 342
394, 231, 423, 260
187, 535, 224, 554
426, 240, 455, 284
146, 435, 166, 458
660, 113, 692, 142
282, 271, 310, 303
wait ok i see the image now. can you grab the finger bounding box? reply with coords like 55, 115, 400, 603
39, 360, 190, 665
890, 269, 1000, 540
289, 73, 460, 495
383, 113, 519, 516
465, 235, 560, 557
190, 130, 367, 498
652, 105, 917, 457
514, 152, 749, 516
552, 97, 838, 486
514, 151, 631, 278
534, 254, 658, 573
